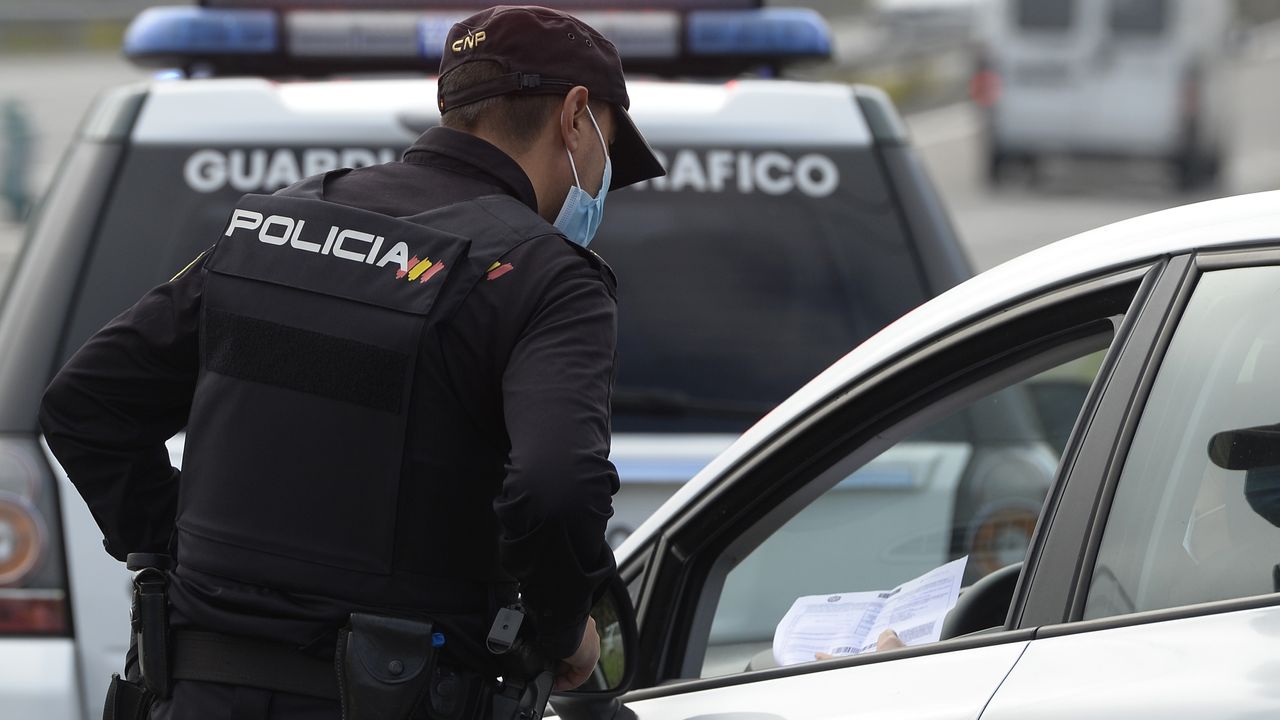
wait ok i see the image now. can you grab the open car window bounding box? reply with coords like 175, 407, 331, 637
699, 346, 1108, 678
647, 269, 1153, 683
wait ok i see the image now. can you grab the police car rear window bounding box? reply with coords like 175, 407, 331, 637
59, 142, 928, 434
1016, 0, 1075, 31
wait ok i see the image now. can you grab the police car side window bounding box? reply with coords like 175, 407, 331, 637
1086, 266, 1280, 619
698, 343, 1112, 679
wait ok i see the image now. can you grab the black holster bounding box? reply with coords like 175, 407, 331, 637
336, 613, 440, 720
127, 553, 173, 700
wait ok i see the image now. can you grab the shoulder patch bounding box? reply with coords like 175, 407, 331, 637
486, 260, 515, 281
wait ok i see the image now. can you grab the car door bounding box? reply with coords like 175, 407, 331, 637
984, 248, 1280, 718
613, 259, 1175, 718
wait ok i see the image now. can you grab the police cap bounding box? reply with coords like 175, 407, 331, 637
437, 5, 666, 190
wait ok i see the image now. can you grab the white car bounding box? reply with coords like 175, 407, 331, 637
578, 190, 1280, 718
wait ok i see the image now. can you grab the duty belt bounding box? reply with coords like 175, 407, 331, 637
170, 630, 339, 700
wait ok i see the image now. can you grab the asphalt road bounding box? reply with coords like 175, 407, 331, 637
1, 47, 1277, 283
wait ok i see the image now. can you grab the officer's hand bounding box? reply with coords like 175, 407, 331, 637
553, 617, 600, 692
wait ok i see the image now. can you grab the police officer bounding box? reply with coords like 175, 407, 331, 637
38, 5, 664, 719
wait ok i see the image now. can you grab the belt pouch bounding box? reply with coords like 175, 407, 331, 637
102, 673, 156, 720
336, 613, 438, 720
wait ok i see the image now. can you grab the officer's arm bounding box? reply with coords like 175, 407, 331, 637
496, 253, 619, 662
37, 250, 210, 561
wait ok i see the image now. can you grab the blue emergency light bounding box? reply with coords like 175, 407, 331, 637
123, 2, 832, 76
124, 7, 278, 58
687, 9, 831, 57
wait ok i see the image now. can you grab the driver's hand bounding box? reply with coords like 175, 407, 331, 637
875, 628, 905, 651
814, 629, 906, 661
553, 617, 600, 692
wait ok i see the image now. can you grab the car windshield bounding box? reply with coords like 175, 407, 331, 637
52, 141, 929, 435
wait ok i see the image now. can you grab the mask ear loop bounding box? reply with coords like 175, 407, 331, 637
563, 111, 583, 189
586, 106, 608, 159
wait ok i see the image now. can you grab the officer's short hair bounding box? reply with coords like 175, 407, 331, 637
439, 61, 608, 153
439, 61, 561, 151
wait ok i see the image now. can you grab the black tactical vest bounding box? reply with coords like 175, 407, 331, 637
176, 175, 561, 612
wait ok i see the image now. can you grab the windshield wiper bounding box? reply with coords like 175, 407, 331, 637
611, 388, 773, 419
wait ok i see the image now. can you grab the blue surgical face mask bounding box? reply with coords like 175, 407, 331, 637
554, 106, 611, 248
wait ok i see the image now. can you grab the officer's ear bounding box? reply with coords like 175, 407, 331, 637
557, 86, 592, 154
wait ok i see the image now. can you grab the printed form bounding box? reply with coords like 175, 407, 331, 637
772, 557, 968, 666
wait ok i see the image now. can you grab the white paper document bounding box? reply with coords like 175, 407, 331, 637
772, 556, 968, 667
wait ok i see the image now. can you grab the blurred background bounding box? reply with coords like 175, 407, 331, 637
2, 0, 1279, 276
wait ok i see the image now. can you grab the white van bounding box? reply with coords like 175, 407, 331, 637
972, 0, 1232, 188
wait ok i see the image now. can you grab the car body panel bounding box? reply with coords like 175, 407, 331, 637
0, 639, 82, 718
624, 640, 1028, 720
982, 605, 1280, 718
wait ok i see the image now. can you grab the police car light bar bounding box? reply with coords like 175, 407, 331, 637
687, 9, 831, 57
125, 7, 278, 59
125, 5, 831, 76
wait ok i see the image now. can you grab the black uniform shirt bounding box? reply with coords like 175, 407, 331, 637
38, 127, 619, 667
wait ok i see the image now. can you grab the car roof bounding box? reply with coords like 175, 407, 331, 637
617, 189, 1280, 559
130, 76, 872, 146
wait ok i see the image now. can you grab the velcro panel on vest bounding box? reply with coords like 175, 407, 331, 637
203, 308, 408, 413
179, 195, 472, 585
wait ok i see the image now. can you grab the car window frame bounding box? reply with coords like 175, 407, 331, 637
622, 261, 1164, 697
1026, 244, 1280, 639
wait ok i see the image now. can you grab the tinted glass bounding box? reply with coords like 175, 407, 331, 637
60, 143, 930, 434
1109, 0, 1169, 35
1016, 0, 1075, 30
600, 147, 928, 433
1086, 267, 1280, 620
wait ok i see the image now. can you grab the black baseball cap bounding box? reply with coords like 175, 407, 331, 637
437, 5, 666, 190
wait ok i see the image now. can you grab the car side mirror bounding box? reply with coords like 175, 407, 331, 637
550, 573, 639, 720
1208, 423, 1280, 470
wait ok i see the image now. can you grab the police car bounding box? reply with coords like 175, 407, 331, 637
0, 1, 986, 716
581, 190, 1280, 719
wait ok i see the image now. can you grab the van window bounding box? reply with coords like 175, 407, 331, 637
1015, 0, 1075, 31
1109, 0, 1169, 36
57, 143, 930, 436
